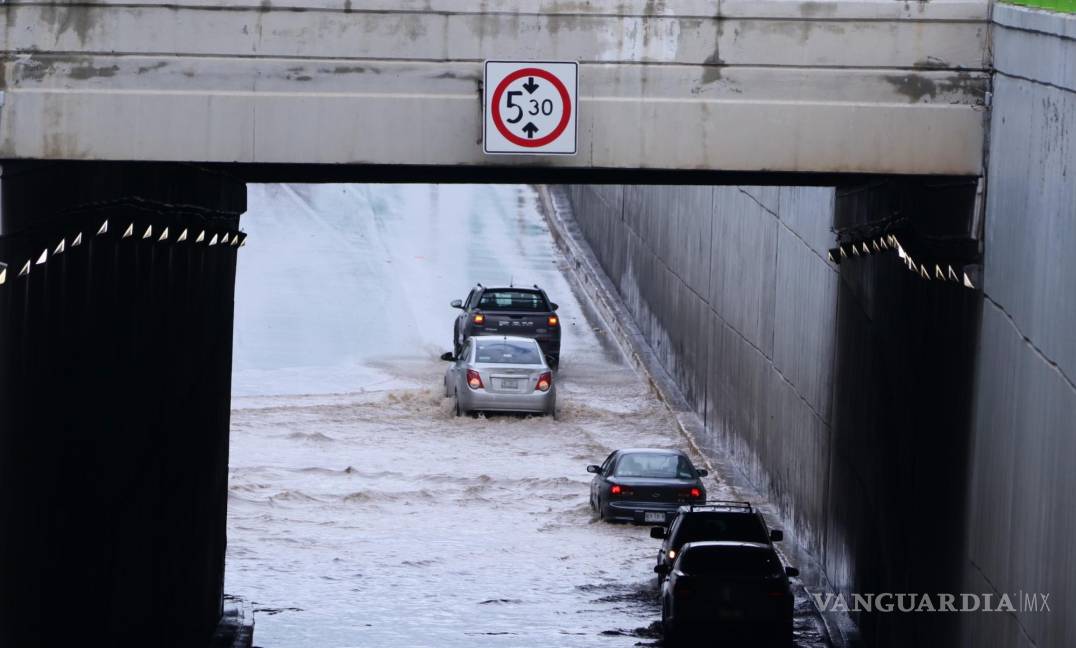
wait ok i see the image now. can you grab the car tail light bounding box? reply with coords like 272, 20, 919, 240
547, 315, 558, 327
467, 369, 483, 390
690, 487, 701, 498
610, 485, 622, 495
473, 313, 485, 325
535, 371, 552, 392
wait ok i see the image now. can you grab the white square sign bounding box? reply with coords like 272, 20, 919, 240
483, 61, 578, 155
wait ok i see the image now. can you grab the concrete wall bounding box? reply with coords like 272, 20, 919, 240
0, 0, 988, 174
961, 6, 1076, 648
566, 181, 841, 580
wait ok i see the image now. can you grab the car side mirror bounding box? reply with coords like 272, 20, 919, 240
696, 469, 708, 477
650, 527, 667, 540
770, 529, 784, 542
450, 299, 463, 309
654, 564, 669, 575
586, 464, 600, 474
551, 302, 559, 311
785, 566, 799, 578
440, 352, 455, 361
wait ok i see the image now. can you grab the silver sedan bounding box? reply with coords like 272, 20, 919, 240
444, 335, 556, 416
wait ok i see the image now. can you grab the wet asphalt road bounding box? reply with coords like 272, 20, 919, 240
225, 184, 831, 647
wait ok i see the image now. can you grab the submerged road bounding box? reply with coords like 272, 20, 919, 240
225, 184, 831, 647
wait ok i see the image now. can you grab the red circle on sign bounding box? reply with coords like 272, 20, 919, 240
490, 67, 572, 148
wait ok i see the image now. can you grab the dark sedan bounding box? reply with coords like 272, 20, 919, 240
588, 449, 708, 525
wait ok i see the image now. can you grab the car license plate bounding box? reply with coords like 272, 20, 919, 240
498, 378, 520, 389
644, 512, 665, 523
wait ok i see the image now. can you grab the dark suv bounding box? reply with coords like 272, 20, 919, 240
451, 284, 561, 368
661, 541, 797, 646
651, 501, 783, 581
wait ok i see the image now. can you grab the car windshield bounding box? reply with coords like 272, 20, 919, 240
478, 290, 550, 312
614, 453, 696, 479
681, 547, 781, 577
678, 515, 769, 545
475, 340, 543, 365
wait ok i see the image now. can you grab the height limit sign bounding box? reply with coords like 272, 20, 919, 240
484, 61, 578, 155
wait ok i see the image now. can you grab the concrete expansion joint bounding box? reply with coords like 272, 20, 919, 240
982, 291, 1076, 394
536, 184, 854, 648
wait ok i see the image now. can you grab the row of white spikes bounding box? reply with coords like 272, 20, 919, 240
829, 234, 974, 289
0, 220, 246, 284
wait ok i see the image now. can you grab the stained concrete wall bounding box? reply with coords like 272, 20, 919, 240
566, 182, 840, 577
0, 0, 989, 173
961, 6, 1076, 648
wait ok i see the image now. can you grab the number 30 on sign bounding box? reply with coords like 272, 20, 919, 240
483, 61, 578, 155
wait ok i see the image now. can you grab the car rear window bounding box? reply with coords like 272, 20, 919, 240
613, 453, 696, 479
677, 515, 769, 545
477, 290, 550, 312
475, 339, 543, 365
681, 547, 781, 577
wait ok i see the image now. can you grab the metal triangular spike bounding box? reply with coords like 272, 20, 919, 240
72, 232, 83, 247
852, 245, 861, 257
920, 266, 930, 280
178, 229, 188, 242
935, 264, 945, 280
209, 234, 219, 246
240, 239, 246, 247
880, 237, 889, 250
872, 240, 881, 253
123, 223, 134, 239
97, 220, 108, 235
888, 235, 898, 247
861, 242, 871, 255
839, 246, 848, 260
0, 266, 6, 285
159, 227, 169, 242
196, 231, 205, 243
908, 260, 917, 272
231, 235, 241, 247
35, 249, 47, 265
948, 265, 959, 282
827, 251, 836, 264
963, 273, 974, 289
142, 225, 153, 240
18, 261, 30, 277
221, 233, 231, 245
54, 239, 65, 255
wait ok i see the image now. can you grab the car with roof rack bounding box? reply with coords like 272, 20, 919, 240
587, 449, 708, 525
650, 501, 784, 583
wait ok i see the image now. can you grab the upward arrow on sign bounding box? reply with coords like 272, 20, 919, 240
522, 77, 540, 94
522, 122, 539, 138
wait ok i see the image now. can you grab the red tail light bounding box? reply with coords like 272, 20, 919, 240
547, 315, 558, 327
690, 487, 701, 498
610, 485, 621, 495
473, 313, 485, 325
467, 369, 483, 390
535, 371, 552, 392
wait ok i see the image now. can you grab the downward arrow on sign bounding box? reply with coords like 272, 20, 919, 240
522, 122, 539, 138
522, 77, 540, 94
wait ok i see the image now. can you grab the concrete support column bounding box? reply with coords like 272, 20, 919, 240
828, 179, 982, 647
0, 162, 246, 647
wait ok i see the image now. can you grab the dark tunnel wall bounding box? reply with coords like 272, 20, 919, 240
0, 162, 245, 647
563, 182, 981, 647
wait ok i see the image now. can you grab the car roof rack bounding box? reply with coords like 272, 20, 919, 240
680, 501, 754, 513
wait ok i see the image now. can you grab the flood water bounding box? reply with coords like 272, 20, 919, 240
226, 184, 830, 647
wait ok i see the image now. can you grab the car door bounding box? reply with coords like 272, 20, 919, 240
592, 451, 617, 502
457, 289, 475, 342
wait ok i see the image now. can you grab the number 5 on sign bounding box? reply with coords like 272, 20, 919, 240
483, 61, 578, 155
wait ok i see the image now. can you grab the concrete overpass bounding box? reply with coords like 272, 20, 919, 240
0, 0, 989, 175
